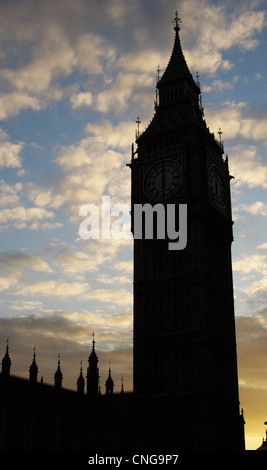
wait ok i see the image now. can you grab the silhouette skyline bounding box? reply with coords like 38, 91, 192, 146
0, 10, 246, 451
0, 1, 267, 450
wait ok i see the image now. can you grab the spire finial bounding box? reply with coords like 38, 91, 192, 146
5, 337, 9, 354
2, 337, 11, 376
29, 346, 38, 383
218, 127, 223, 143
172, 10, 181, 32
92, 332, 95, 350
136, 116, 141, 139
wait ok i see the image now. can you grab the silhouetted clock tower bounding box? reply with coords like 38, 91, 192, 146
130, 12, 245, 450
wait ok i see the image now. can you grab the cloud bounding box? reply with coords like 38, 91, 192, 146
0, 250, 52, 274
204, 101, 247, 139
85, 288, 132, 307
205, 99, 267, 145
229, 145, 267, 190
244, 278, 267, 296
15, 279, 90, 298
70, 91, 93, 109
0, 272, 21, 292
96, 273, 130, 286
85, 119, 136, 150
182, 2, 266, 74
53, 247, 100, 275
0, 307, 133, 390
233, 252, 267, 275
236, 312, 267, 388
0, 91, 42, 120
0, 206, 56, 232
203, 76, 239, 93
26, 183, 53, 208
0, 129, 23, 168
52, 129, 130, 225
10, 300, 44, 311
76, 33, 116, 76
0, 180, 23, 206
235, 201, 267, 216
96, 72, 154, 114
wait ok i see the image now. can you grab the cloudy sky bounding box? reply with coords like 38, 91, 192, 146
0, 0, 266, 450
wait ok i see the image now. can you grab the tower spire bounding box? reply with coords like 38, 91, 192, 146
157, 12, 197, 90
105, 363, 114, 396
29, 346, 38, 383
54, 353, 63, 389
1, 337, 11, 376
87, 333, 99, 396
77, 360, 85, 395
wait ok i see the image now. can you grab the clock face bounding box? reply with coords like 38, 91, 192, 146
144, 160, 182, 201
208, 165, 226, 207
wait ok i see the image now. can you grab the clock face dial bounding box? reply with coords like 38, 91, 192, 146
144, 160, 182, 201
208, 165, 226, 207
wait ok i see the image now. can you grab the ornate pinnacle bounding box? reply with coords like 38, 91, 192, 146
172, 10, 181, 32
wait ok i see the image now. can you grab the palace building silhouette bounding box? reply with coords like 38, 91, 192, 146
0, 13, 245, 450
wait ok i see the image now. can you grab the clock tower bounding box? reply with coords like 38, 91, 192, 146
130, 13, 245, 450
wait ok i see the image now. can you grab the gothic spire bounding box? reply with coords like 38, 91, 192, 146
105, 363, 114, 396
157, 11, 198, 92
120, 376, 124, 394
87, 333, 99, 396
77, 361, 85, 395
1, 337, 11, 376
29, 346, 38, 383
54, 354, 63, 389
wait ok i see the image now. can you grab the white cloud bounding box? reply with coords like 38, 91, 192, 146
236, 201, 267, 216
204, 101, 247, 139
1, 27, 76, 95
0, 250, 52, 274
229, 145, 267, 189
0, 180, 23, 206
85, 288, 132, 306
244, 278, 267, 296
70, 91, 93, 109
10, 300, 44, 311
0, 272, 21, 292
233, 253, 267, 275
0, 206, 55, 229
76, 33, 116, 76
96, 72, 153, 113
26, 183, 53, 207
96, 274, 131, 285
257, 243, 267, 250
85, 119, 136, 150
0, 129, 23, 168
0, 91, 42, 120
52, 130, 129, 224
53, 248, 99, 275
16, 279, 90, 298
183, 2, 266, 74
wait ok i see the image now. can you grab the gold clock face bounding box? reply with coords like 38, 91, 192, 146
208, 165, 226, 207
144, 160, 182, 201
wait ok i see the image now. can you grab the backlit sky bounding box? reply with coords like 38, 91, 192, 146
0, 0, 266, 450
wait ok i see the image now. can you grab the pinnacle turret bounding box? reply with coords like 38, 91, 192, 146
54, 354, 63, 389
105, 364, 114, 396
87, 333, 99, 396
29, 346, 38, 383
1, 338, 11, 376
